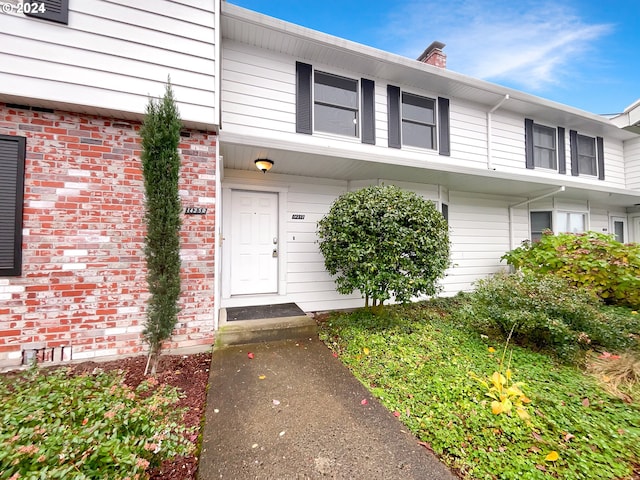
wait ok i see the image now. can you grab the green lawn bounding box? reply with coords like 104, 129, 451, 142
318, 302, 640, 480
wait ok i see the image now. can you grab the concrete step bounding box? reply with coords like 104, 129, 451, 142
215, 310, 317, 347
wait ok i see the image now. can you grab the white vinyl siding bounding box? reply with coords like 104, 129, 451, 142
444, 192, 514, 294
624, 137, 640, 190
0, 0, 216, 127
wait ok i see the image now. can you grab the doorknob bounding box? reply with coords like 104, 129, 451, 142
273, 237, 278, 244
272, 249, 278, 258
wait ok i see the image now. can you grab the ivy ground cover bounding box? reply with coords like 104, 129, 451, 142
319, 303, 640, 480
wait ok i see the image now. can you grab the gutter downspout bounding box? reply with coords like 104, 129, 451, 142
487, 94, 510, 170
508, 186, 565, 250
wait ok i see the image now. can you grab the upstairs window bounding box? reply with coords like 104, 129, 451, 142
576, 134, 597, 176
314, 72, 358, 137
295, 62, 375, 144
524, 119, 565, 173
532, 123, 556, 169
387, 85, 450, 155
570, 130, 604, 180
401, 92, 436, 149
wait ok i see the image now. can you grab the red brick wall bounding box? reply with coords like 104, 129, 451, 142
0, 103, 217, 369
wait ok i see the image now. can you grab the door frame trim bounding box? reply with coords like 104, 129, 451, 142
221, 185, 288, 301
609, 215, 628, 243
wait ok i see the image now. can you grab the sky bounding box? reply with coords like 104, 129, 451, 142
228, 0, 639, 116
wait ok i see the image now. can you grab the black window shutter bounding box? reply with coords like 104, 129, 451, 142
0, 135, 26, 277
557, 127, 566, 174
524, 118, 534, 169
295, 62, 312, 135
25, 0, 69, 25
438, 97, 450, 156
387, 85, 401, 149
569, 130, 579, 176
597, 136, 605, 180
361, 79, 375, 145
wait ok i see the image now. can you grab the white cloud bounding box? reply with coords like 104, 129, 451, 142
381, 0, 612, 90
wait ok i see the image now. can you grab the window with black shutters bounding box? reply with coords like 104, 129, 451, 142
0, 135, 26, 276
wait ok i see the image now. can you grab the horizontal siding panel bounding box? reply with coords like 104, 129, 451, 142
287, 281, 337, 294
106, 0, 214, 26
222, 112, 294, 134
286, 232, 318, 243
74, 0, 213, 43
288, 262, 327, 273
1, 55, 214, 107
1, 36, 214, 91
6, 31, 214, 75
287, 202, 333, 214
287, 242, 319, 254
287, 271, 334, 283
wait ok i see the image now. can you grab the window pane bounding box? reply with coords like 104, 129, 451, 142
577, 135, 595, 156
402, 121, 434, 149
533, 125, 555, 149
534, 147, 556, 169
314, 72, 357, 108
613, 221, 624, 243
402, 93, 435, 124
531, 211, 552, 232
314, 104, 357, 136
558, 212, 585, 233
578, 155, 597, 175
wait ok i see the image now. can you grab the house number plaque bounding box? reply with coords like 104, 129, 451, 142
185, 207, 208, 215
291, 214, 305, 220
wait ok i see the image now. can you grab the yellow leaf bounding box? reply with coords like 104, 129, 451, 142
516, 407, 530, 420
488, 347, 496, 353
491, 401, 503, 415
545, 451, 559, 462
363, 347, 370, 355
505, 369, 512, 381
520, 396, 532, 404
258, 375, 266, 380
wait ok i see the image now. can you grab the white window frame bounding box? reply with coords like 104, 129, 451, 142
313, 70, 360, 138
401, 91, 437, 150
532, 122, 557, 170
576, 134, 598, 177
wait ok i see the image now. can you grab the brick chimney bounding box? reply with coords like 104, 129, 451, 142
417, 41, 446, 68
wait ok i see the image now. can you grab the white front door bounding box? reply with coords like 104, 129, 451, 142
230, 190, 279, 295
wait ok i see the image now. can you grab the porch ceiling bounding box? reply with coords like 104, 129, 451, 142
220, 140, 640, 209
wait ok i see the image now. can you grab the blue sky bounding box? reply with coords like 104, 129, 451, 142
228, 0, 639, 116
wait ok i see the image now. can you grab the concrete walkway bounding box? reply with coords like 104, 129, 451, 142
198, 338, 457, 480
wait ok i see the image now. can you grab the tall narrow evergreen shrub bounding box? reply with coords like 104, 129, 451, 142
140, 83, 182, 375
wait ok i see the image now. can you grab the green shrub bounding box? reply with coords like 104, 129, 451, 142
459, 272, 639, 362
141, 82, 183, 375
317, 184, 450, 306
0, 366, 193, 479
502, 231, 640, 308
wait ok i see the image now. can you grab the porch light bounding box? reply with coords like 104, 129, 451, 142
254, 159, 274, 173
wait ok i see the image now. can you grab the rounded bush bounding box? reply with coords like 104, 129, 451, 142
317, 185, 450, 306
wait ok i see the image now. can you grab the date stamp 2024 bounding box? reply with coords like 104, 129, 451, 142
1, 2, 47, 14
